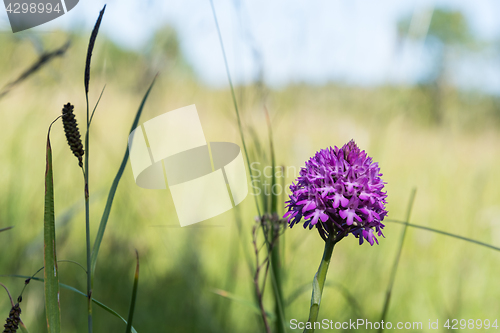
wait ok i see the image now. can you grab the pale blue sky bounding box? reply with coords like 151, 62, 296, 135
1, 0, 500, 92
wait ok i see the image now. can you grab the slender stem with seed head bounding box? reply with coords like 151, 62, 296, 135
82, 9, 105, 331
83, 11, 105, 331
85, 94, 92, 333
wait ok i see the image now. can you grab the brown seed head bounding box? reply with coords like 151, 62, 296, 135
2, 303, 21, 333
61, 103, 84, 167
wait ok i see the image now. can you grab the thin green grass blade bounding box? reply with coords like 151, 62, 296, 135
218, 207, 251, 331
91, 76, 157, 275
212, 289, 275, 320
264, 107, 277, 214
5, 275, 138, 333
379, 189, 416, 332
270, 245, 286, 333
89, 85, 106, 126
0, 283, 12, 303
264, 107, 286, 333
57, 260, 87, 274
0, 226, 13, 233
43, 129, 61, 333
58, 283, 139, 333
125, 251, 140, 333
385, 219, 500, 252
209, 0, 261, 217
19, 323, 30, 333
92, 298, 138, 333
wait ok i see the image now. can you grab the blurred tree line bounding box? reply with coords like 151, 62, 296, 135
397, 7, 500, 125
0, 24, 195, 98
1, 16, 500, 127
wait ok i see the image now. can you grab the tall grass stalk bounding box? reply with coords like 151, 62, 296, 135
209, 3, 288, 332
5, 67, 155, 330
125, 251, 140, 333
378, 189, 417, 332
264, 106, 286, 333
83, 7, 106, 333
209, 0, 261, 217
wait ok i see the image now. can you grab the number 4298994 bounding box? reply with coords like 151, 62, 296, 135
6, 2, 62, 14
444, 319, 498, 330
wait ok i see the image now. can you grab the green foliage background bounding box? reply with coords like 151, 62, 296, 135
0, 27, 500, 332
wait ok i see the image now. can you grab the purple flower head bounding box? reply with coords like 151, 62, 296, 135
284, 140, 388, 245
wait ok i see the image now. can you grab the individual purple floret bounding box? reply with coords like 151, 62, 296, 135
283, 140, 388, 245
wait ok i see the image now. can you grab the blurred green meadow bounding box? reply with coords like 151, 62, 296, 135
1, 25, 500, 332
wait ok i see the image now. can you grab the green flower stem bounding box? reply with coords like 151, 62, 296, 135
304, 234, 337, 333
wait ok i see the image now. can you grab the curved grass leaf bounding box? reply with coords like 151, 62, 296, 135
91, 76, 157, 275
5, 275, 138, 333
89, 85, 106, 126
385, 219, 500, 252
0, 41, 70, 99
126, 251, 140, 333
212, 288, 275, 320
61, 284, 139, 333
61, 283, 139, 333
43, 129, 61, 333
0, 226, 13, 233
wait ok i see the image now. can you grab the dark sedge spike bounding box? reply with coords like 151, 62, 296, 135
62, 103, 85, 167
2, 303, 21, 333
85, 5, 106, 94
